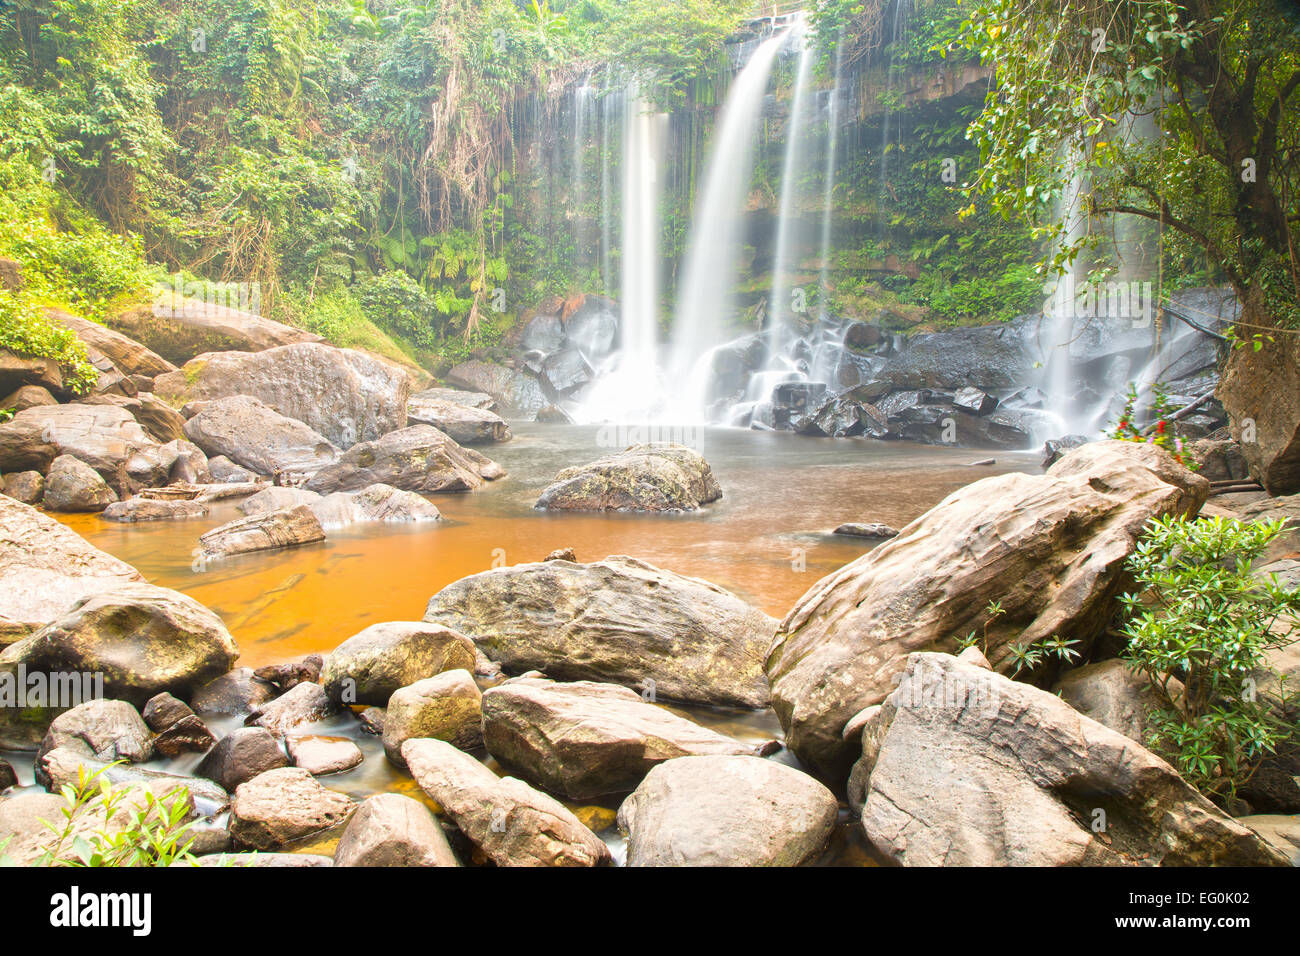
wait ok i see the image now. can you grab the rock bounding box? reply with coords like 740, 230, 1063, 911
82, 392, 188, 444
287, 735, 364, 776
520, 313, 566, 353
238, 485, 322, 516
198, 504, 325, 561
359, 707, 385, 736
247, 680, 335, 737
108, 298, 322, 366
953, 386, 999, 415
333, 793, 459, 867
253, 654, 322, 692
0, 385, 58, 412
0, 759, 15, 791
843, 321, 884, 350
1239, 815, 1300, 865
0, 403, 158, 491
102, 497, 209, 522
876, 320, 1040, 391
539, 349, 593, 396
154, 343, 408, 449
563, 300, 618, 358
832, 522, 899, 539
770, 382, 828, 428
1189, 436, 1251, 483
481, 677, 755, 799
535, 404, 574, 424
0, 792, 105, 865
182, 395, 339, 476
0, 350, 63, 395
765, 441, 1210, 778
34, 746, 227, 813
383, 670, 483, 765
308, 484, 442, 528
141, 692, 195, 732
412, 387, 497, 411
186, 852, 333, 867
424, 555, 774, 709
304, 425, 504, 494
321, 621, 476, 706
535, 443, 722, 513
53, 311, 177, 378
1042, 434, 1092, 468
403, 737, 610, 867
1, 470, 44, 504
37, 699, 155, 766
0, 257, 21, 291
852, 652, 1288, 865
408, 393, 512, 444
229, 766, 355, 850
2, 581, 239, 708
207, 455, 259, 483
190, 667, 277, 716
617, 755, 838, 867
794, 397, 890, 439
197, 727, 290, 791
446, 360, 546, 414
154, 714, 217, 758
41, 454, 119, 513
1052, 659, 1182, 747
544, 547, 576, 561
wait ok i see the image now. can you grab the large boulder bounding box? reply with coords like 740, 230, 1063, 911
409, 387, 496, 411
53, 311, 177, 378
229, 766, 355, 850
617, 755, 838, 867
320, 622, 476, 706
41, 454, 118, 513
197, 727, 290, 792
424, 556, 774, 709
382, 669, 483, 764
37, 699, 155, 766
154, 342, 408, 449
303, 425, 504, 495
407, 393, 512, 444
534, 443, 722, 512
0, 495, 144, 644
107, 298, 322, 366
0, 384, 58, 412
0, 404, 159, 490
183, 395, 339, 476
0, 350, 62, 395
0, 581, 239, 707
446, 360, 546, 414
79, 393, 189, 444
307, 484, 442, 527
851, 652, 1289, 866
765, 441, 1210, 779
403, 737, 610, 867
332, 793, 459, 867
1052, 659, 1181, 747
198, 504, 325, 561
0, 470, 43, 505
481, 677, 756, 799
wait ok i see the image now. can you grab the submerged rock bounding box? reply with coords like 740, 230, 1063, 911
304, 425, 504, 494
851, 652, 1288, 866
765, 441, 1210, 779
832, 522, 899, 539
535, 442, 721, 512
618, 755, 838, 867
321, 621, 476, 706
229, 766, 355, 850
403, 737, 610, 867
247, 680, 335, 737
423, 555, 774, 708
481, 677, 756, 799
286, 735, 363, 776
198, 504, 325, 561
333, 793, 459, 867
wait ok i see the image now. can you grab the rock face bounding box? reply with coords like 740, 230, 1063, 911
41, 454, 118, 513
446, 360, 546, 414
382, 670, 483, 764
229, 766, 356, 850
108, 298, 323, 366
321, 622, 476, 706
765, 441, 1210, 779
53, 311, 177, 378
618, 755, 838, 867
407, 393, 512, 444
1, 385, 58, 412
0, 403, 157, 489
333, 793, 459, 867
198, 504, 325, 561
851, 653, 1288, 866
304, 425, 504, 494
1, 582, 239, 707
424, 556, 774, 709
1052, 659, 1181, 747
535, 443, 722, 512
0, 495, 144, 642
197, 727, 290, 792
183, 395, 339, 475
83, 392, 188, 444
154, 342, 408, 449
403, 737, 610, 867
481, 678, 756, 799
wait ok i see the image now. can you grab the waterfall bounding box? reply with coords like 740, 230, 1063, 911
665, 28, 791, 422
817, 39, 844, 327
599, 89, 620, 297
573, 81, 593, 276
768, 17, 814, 351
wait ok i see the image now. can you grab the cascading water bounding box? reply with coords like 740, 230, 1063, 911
816, 40, 844, 328
767, 16, 813, 353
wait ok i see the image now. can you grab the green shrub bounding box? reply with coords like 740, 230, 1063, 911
357, 271, 439, 349
0, 289, 98, 394
1120, 514, 1300, 803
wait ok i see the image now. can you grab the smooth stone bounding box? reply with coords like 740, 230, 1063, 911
332, 793, 459, 867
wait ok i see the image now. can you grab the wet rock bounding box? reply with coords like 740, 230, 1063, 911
197, 727, 290, 791
229, 766, 355, 850
304, 425, 504, 495
154, 714, 217, 758
154, 342, 408, 449
843, 321, 884, 350
832, 522, 899, 539
36, 747, 225, 811
481, 677, 755, 799
407, 394, 512, 444
37, 699, 155, 766
107, 298, 322, 366
539, 349, 593, 396
198, 504, 325, 561
1, 470, 44, 504
446, 360, 546, 415
382, 670, 483, 765
876, 321, 1039, 391
183, 395, 338, 477
852, 652, 1288, 866
520, 313, 566, 353
1001, 385, 1049, 410
770, 382, 827, 428
535, 442, 721, 513
765, 441, 1209, 779
563, 300, 618, 359
424, 555, 774, 709
41, 455, 118, 513
953, 386, 998, 415
794, 397, 890, 438
0, 385, 58, 412
247, 680, 335, 737
1052, 659, 1181, 746
403, 737, 610, 867
321, 621, 476, 706
333, 792, 459, 867
2, 581, 239, 708
141, 692, 196, 732
1042, 434, 1091, 468
618, 755, 838, 867
190, 667, 277, 716
535, 403, 575, 424
253, 654, 322, 692
358, 707, 385, 736
0, 404, 157, 490
287, 735, 363, 776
